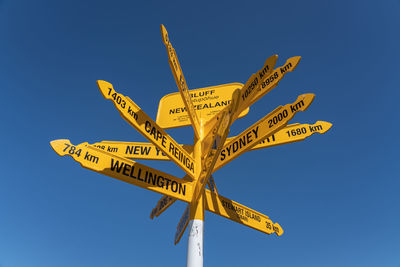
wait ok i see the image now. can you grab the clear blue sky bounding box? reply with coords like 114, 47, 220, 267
1, 0, 399, 266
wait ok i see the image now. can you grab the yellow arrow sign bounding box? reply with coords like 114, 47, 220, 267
97, 80, 195, 178
150, 195, 177, 219
149, 121, 331, 219
50, 139, 193, 202
156, 83, 249, 129
93, 121, 332, 162
205, 190, 282, 236
191, 90, 240, 205
234, 54, 277, 116
213, 93, 315, 171
149, 187, 282, 236
149, 174, 217, 219
161, 25, 201, 138
91, 141, 194, 161
251, 121, 332, 151
174, 204, 190, 245
235, 56, 301, 120
204, 56, 300, 130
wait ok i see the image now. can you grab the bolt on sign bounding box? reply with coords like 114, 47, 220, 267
50, 24, 332, 266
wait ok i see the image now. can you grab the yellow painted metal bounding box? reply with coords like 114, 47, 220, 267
174, 203, 190, 245
205, 190, 282, 236
50, 139, 193, 202
156, 83, 249, 129
191, 90, 240, 205
251, 121, 332, 151
213, 93, 315, 171
150, 195, 177, 219
147, 120, 332, 219
97, 80, 195, 179
190, 129, 205, 220
190, 191, 205, 221
231, 54, 277, 120
203, 56, 300, 130
233, 56, 301, 121
160, 25, 201, 138
149, 186, 281, 236
91, 141, 193, 161
207, 175, 218, 194
94, 121, 332, 162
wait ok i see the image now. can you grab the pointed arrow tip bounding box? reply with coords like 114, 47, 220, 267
316, 121, 333, 133
50, 139, 71, 156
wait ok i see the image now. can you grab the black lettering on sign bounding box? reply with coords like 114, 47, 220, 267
144, 121, 168, 148
309, 124, 323, 132
84, 151, 99, 164
286, 127, 307, 137
219, 127, 259, 161
190, 90, 215, 98
63, 143, 82, 157
290, 100, 305, 113
261, 72, 279, 89
107, 146, 118, 153
169, 107, 186, 114
280, 62, 292, 74
126, 105, 138, 121
107, 88, 126, 109
268, 110, 288, 128
241, 77, 259, 101
110, 159, 186, 195
258, 65, 270, 80
155, 147, 166, 156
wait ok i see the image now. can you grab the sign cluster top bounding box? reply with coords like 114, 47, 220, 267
50, 24, 332, 247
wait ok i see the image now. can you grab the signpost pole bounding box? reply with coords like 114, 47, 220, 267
187, 132, 204, 267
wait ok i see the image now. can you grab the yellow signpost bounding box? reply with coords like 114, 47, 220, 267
213, 93, 315, 171
50, 139, 193, 202
50, 25, 332, 267
97, 80, 196, 179
161, 25, 201, 138
91, 121, 332, 162
204, 190, 282, 236
91, 141, 194, 161
156, 83, 249, 129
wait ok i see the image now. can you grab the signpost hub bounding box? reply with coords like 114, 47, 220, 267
50, 24, 332, 267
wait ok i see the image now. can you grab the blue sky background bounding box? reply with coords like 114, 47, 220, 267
1, 0, 399, 266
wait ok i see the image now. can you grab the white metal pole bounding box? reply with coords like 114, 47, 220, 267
187, 219, 204, 267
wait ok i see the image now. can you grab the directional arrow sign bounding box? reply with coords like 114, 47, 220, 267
50, 139, 193, 202
204, 56, 300, 130
156, 83, 249, 129
148, 121, 330, 220
205, 190, 282, 236
192, 110, 230, 204
234, 56, 301, 121
150, 195, 177, 219
161, 25, 201, 138
149, 186, 282, 236
213, 93, 315, 171
91, 141, 193, 161
251, 121, 332, 151
174, 204, 190, 245
191, 89, 240, 205
93, 121, 332, 162
150, 174, 218, 219
97, 80, 195, 179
